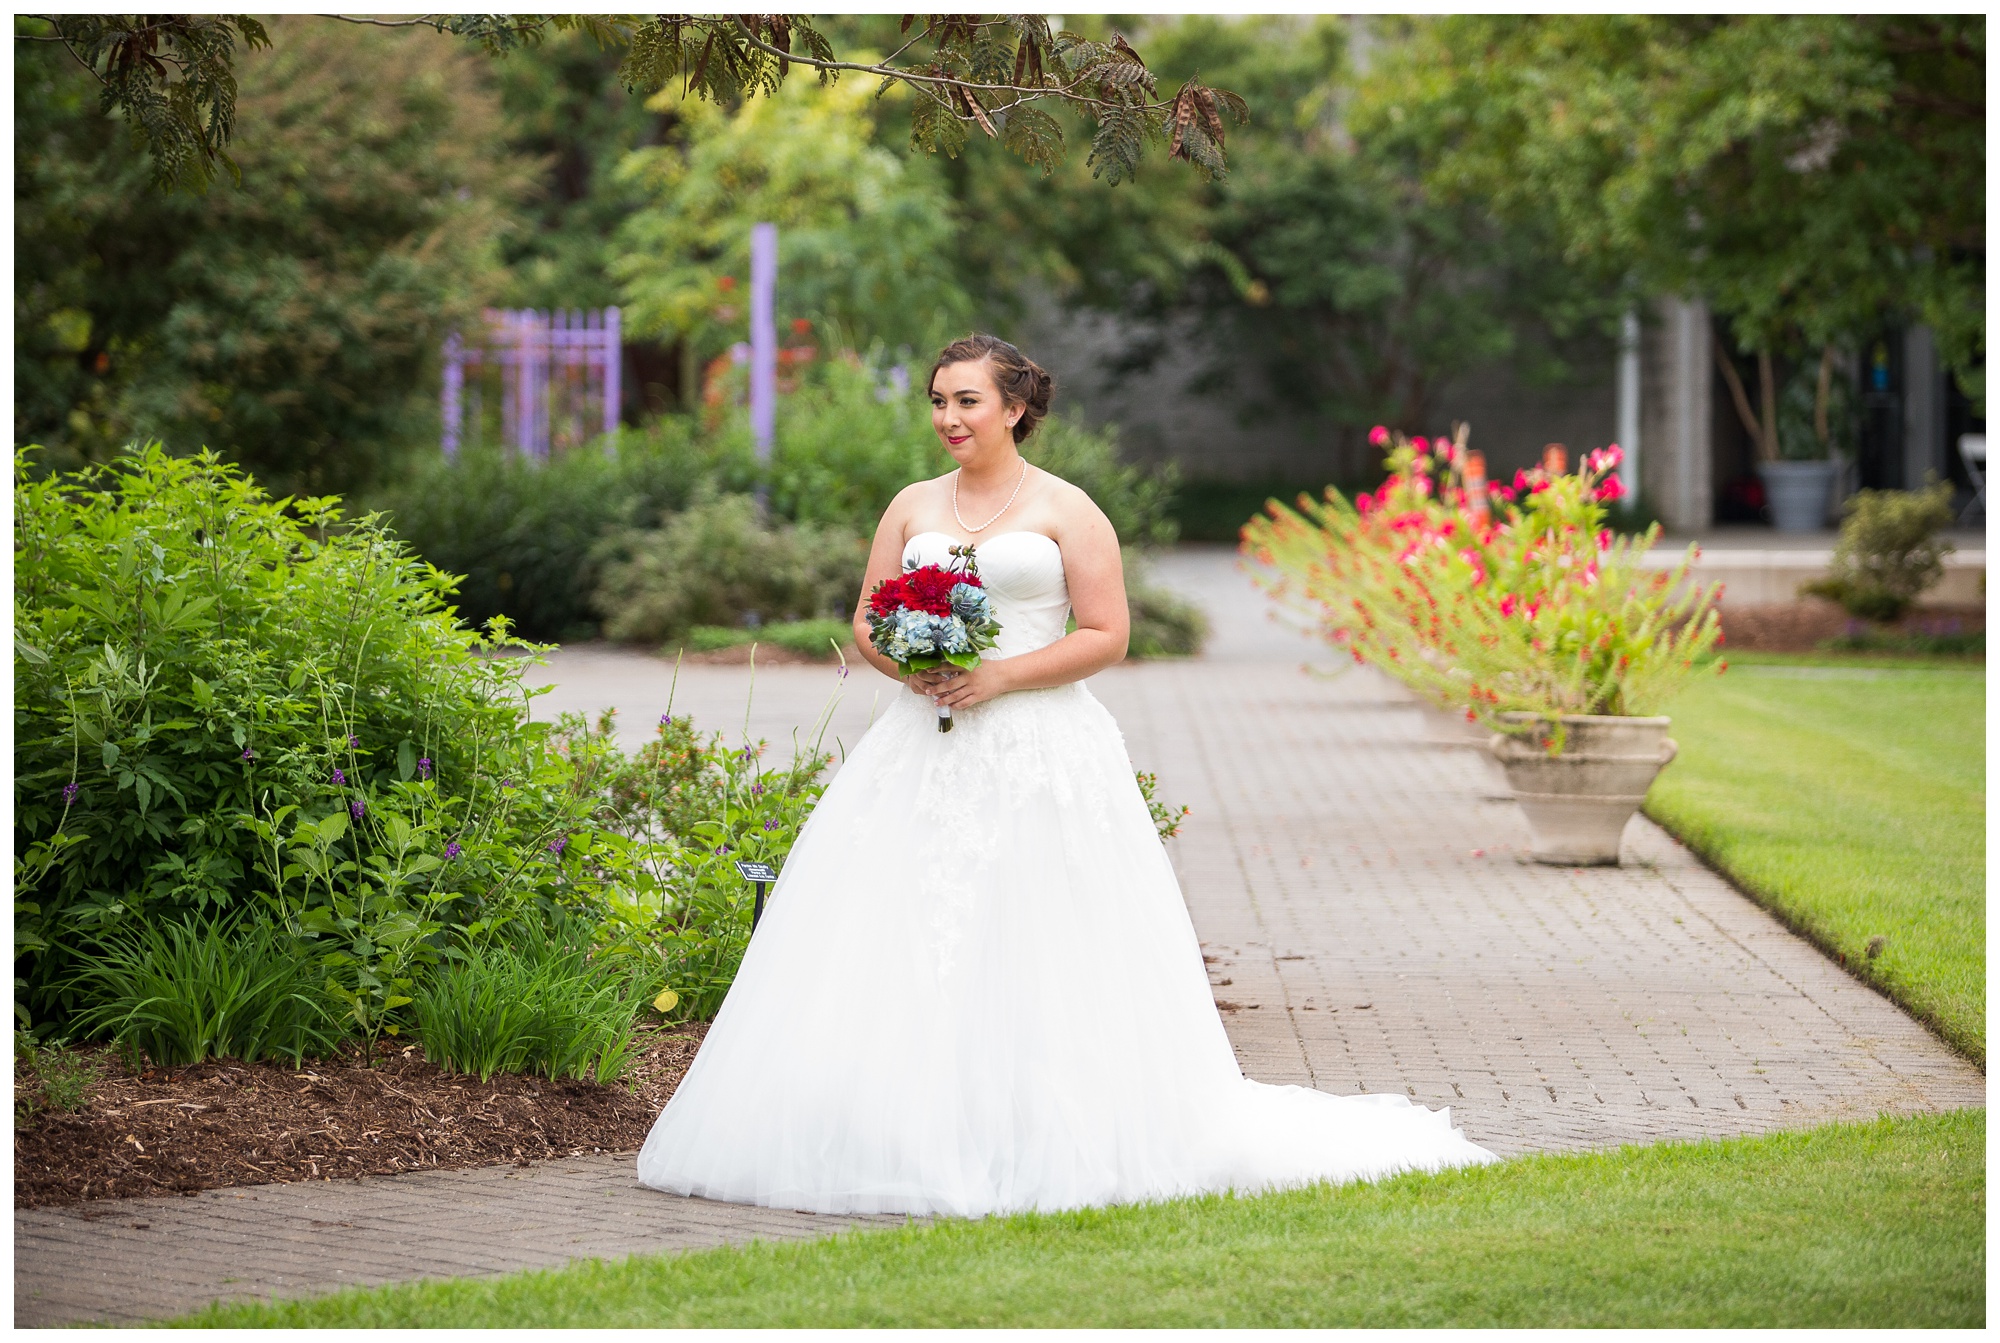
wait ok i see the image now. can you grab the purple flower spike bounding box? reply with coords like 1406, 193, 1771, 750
750, 782, 765, 796
417, 757, 433, 780
714, 843, 732, 856
61, 782, 80, 806
350, 799, 366, 820
331, 767, 346, 786
762, 818, 780, 832
348, 734, 360, 749
548, 835, 568, 856
444, 840, 463, 860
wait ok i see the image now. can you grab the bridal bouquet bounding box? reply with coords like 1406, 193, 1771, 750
864, 543, 999, 732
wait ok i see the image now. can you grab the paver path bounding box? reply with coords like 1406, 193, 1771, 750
18, 549, 1982, 1326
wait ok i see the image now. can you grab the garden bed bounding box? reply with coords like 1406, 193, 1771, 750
1716, 600, 1983, 653
14, 1024, 706, 1209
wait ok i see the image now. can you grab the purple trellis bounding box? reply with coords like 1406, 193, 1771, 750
749, 222, 777, 464
441, 307, 621, 460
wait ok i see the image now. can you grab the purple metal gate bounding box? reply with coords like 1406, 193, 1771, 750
441, 307, 621, 460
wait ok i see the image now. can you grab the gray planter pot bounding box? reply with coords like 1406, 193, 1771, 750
1761, 459, 1839, 533
1490, 713, 1678, 866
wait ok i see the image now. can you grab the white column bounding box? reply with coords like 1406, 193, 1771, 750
1642, 296, 1713, 532
1616, 305, 1641, 501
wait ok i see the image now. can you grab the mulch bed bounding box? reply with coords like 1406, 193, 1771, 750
14, 1023, 706, 1209
1718, 601, 1984, 653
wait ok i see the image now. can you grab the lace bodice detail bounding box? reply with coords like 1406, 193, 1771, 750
903, 531, 1070, 660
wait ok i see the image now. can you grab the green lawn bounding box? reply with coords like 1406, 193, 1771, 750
175, 1109, 1983, 1328
1645, 653, 1985, 1062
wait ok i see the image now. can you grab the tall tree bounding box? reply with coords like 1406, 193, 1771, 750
943, 16, 1618, 476
17, 15, 1251, 192
611, 67, 973, 374
14, 17, 529, 493
1359, 15, 1986, 427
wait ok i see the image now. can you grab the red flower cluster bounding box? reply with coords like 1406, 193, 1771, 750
867, 563, 981, 618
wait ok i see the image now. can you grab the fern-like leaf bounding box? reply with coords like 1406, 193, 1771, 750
1002, 104, 1065, 175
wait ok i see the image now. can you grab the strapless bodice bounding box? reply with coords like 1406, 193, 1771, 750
903, 531, 1070, 659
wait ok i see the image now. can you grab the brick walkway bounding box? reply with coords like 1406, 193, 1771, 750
17, 551, 1983, 1326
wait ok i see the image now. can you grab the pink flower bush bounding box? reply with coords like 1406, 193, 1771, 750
1244, 429, 1723, 727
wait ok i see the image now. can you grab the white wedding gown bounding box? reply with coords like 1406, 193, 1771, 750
636, 530, 1497, 1216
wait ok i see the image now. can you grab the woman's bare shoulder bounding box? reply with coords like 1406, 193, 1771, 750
1032, 467, 1114, 536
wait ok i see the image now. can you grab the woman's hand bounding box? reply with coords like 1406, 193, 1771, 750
909, 661, 1012, 710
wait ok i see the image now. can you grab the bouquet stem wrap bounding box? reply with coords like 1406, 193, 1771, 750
864, 543, 1001, 733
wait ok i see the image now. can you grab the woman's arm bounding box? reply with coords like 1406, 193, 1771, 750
923, 484, 1129, 711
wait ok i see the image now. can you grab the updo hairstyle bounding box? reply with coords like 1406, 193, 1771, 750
928, 333, 1055, 444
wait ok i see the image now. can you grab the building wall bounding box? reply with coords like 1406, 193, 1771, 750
1016, 291, 1620, 490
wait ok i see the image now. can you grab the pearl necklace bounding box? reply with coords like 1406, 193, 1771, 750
953, 457, 1030, 534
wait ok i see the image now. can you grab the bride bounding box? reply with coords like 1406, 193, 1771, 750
636, 334, 1496, 1216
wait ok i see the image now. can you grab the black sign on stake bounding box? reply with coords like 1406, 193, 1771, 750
734, 860, 780, 930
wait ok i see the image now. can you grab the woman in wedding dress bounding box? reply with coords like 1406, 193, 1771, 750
636, 334, 1496, 1216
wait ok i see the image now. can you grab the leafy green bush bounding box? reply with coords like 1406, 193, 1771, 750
754, 356, 1181, 546
594, 489, 866, 643
764, 356, 949, 532
683, 620, 854, 658
590, 704, 838, 1022
1125, 553, 1210, 658
415, 915, 639, 1084
1024, 416, 1181, 549
1801, 481, 1958, 622
13, 445, 669, 1035
369, 422, 746, 641
64, 916, 348, 1068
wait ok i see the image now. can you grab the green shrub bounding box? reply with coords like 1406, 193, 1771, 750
591, 705, 837, 1022
764, 356, 949, 532
755, 356, 1180, 546
681, 619, 854, 658
415, 916, 639, 1084
1801, 480, 1957, 622
63, 916, 349, 1068
1125, 552, 1210, 658
594, 489, 866, 643
368, 422, 746, 641
13, 445, 673, 1036
1023, 416, 1180, 549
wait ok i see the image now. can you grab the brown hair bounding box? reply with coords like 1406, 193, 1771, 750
928, 333, 1055, 444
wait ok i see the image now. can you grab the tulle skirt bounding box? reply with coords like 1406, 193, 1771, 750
635, 680, 1497, 1216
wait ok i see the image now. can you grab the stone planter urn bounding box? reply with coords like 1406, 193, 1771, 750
1761, 459, 1839, 532
1489, 713, 1678, 865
